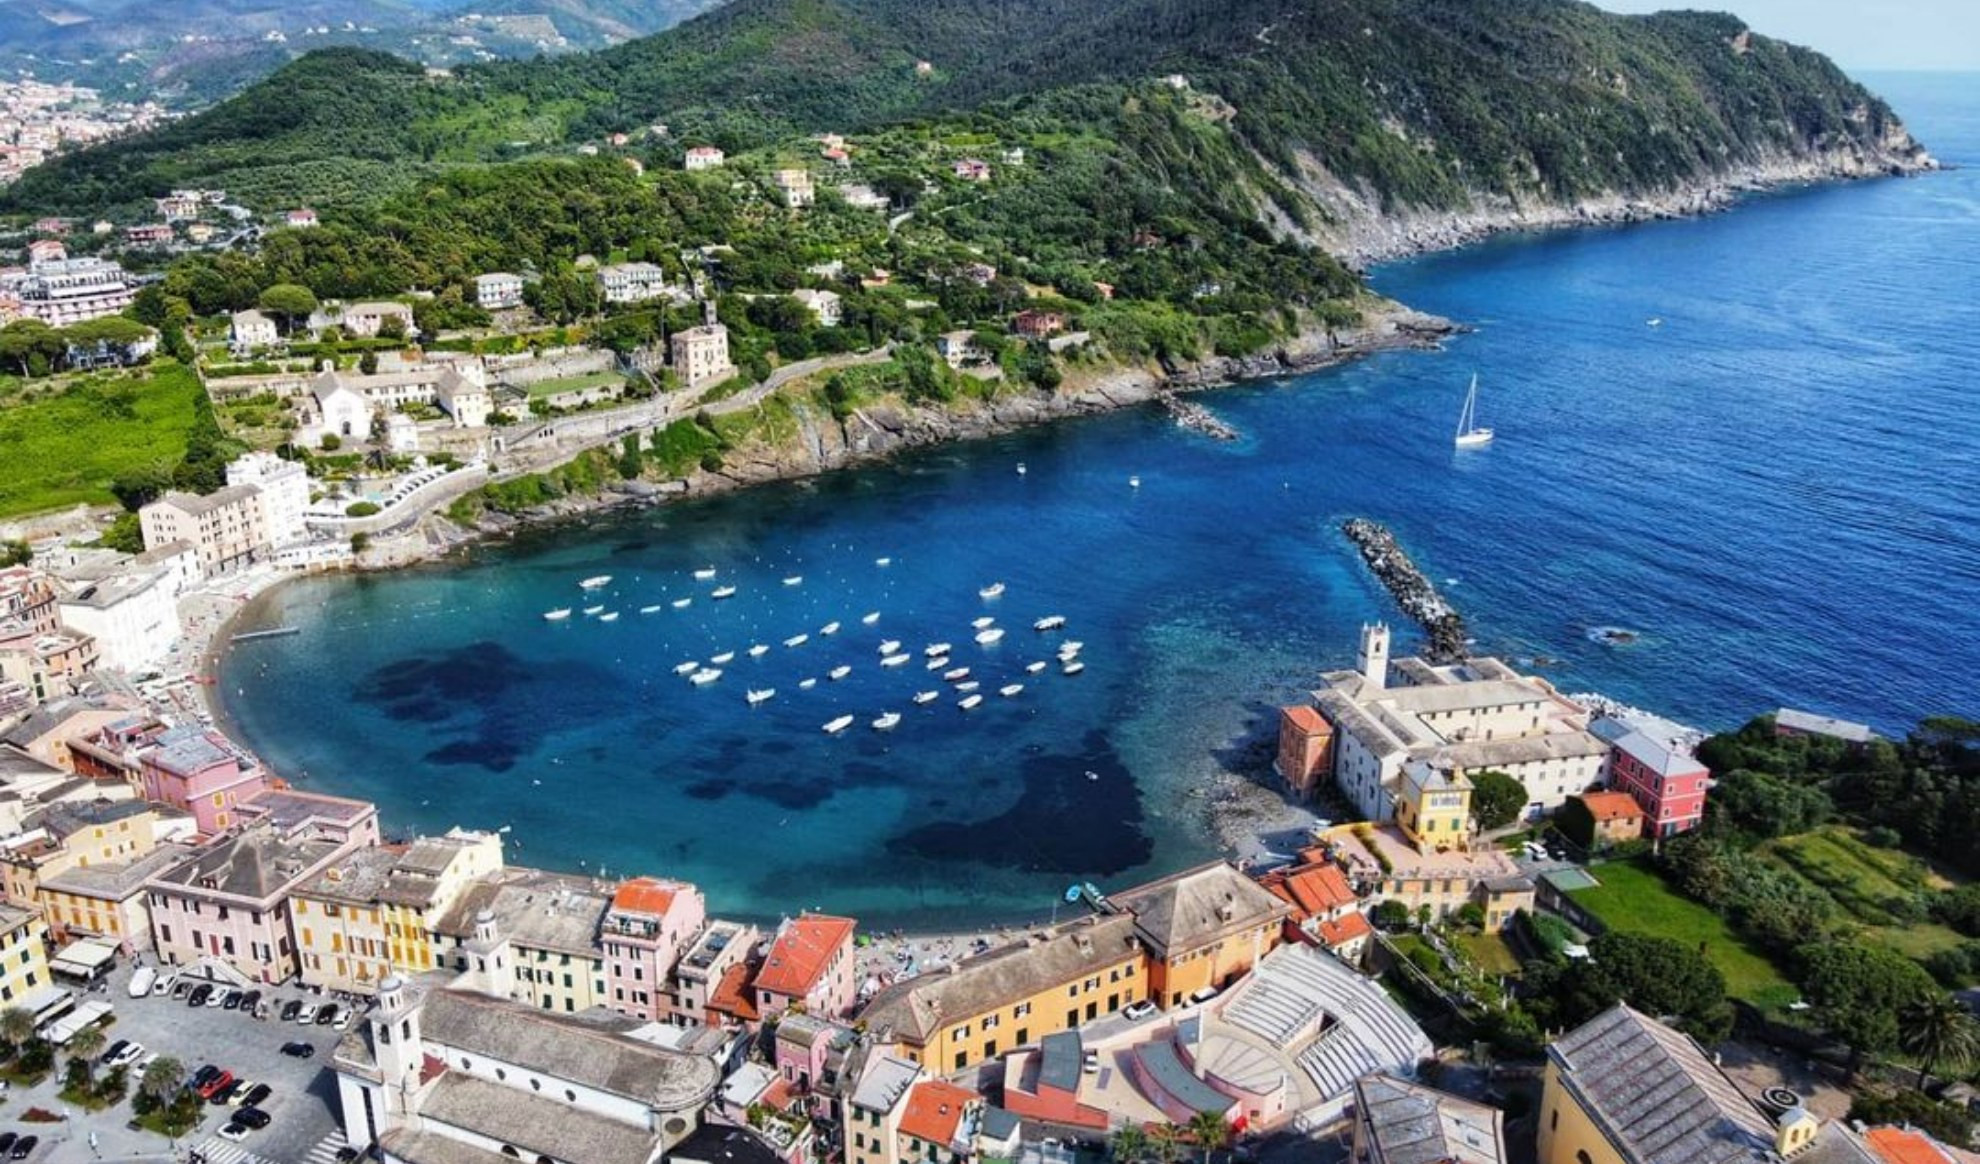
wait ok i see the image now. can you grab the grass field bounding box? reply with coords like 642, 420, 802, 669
522, 370, 623, 399
1453, 932, 1522, 976
1571, 859, 1800, 1009
0, 363, 204, 517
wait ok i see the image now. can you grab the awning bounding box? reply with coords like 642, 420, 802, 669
50, 936, 119, 978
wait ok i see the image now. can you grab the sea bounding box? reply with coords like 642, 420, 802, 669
218, 73, 1980, 930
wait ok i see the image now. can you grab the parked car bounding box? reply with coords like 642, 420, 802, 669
280, 1000, 302, 1022
127, 966, 157, 998
152, 971, 177, 997
1187, 984, 1220, 1006
205, 985, 228, 1008
1082, 1050, 1100, 1074
99, 1039, 129, 1066
228, 1078, 257, 1106
279, 1041, 315, 1059
210, 1078, 245, 1105
236, 1106, 272, 1130
333, 1006, 354, 1031
315, 1004, 338, 1026
9, 1135, 35, 1160
107, 1040, 145, 1068
1122, 1000, 1157, 1021
242, 1082, 272, 1107
242, 989, 263, 1013
196, 1070, 235, 1100
218, 1122, 252, 1143
172, 980, 194, 1000
295, 1003, 318, 1025
190, 1065, 220, 1090
223, 989, 244, 1010
0, 1132, 17, 1153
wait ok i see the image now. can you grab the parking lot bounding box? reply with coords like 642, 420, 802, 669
0, 961, 358, 1163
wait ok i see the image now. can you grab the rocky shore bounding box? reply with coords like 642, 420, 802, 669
1341, 517, 1469, 662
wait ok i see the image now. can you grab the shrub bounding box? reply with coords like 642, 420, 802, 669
344, 501, 381, 517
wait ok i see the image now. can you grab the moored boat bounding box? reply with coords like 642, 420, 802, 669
749, 644, 769, 657
872, 712, 901, 731
747, 689, 776, 705
1000, 683, 1023, 697
955, 681, 980, 693
598, 611, 620, 623
579, 575, 612, 590
639, 605, 662, 614
924, 643, 952, 657
829, 665, 852, 680
875, 557, 892, 567
711, 586, 737, 599
958, 694, 983, 710
672, 598, 693, 609
689, 668, 723, 685
543, 608, 572, 621
693, 568, 717, 580
879, 639, 902, 655
862, 611, 881, 624
799, 678, 818, 689
582, 605, 606, 616
943, 667, 970, 682
979, 582, 1005, 599
1033, 615, 1066, 631
784, 576, 804, 586
975, 628, 1005, 645
913, 691, 939, 705
1026, 661, 1047, 674
971, 616, 996, 629
785, 634, 809, 648
711, 651, 735, 665
673, 661, 700, 675
1062, 660, 1085, 676
881, 654, 910, 667
823, 715, 855, 734
821, 621, 840, 635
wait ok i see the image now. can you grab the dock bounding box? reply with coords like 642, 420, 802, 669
231, 626, 301, 644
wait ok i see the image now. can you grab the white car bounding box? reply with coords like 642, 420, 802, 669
218, 1122, 252, 1143
127, 966, 156, 999
107, 1041, 145, 1068
151, 971, 177, 997
295, 1003, 318, 1025
1122, 1000, 1157, 1021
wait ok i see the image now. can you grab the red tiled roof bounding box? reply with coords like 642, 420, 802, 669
899, 1080, 978, 1147
1271, 863, 1356, 919
1282, 705, 1328, 733
612, 876, 681, 917
709, 961, 760, 1022
1867, 1127, 1958, 1164
756, 913, 856, 997
419, 1053, 447, 1085
1315, 911, 1373, 948
1580, 790, 1645, 822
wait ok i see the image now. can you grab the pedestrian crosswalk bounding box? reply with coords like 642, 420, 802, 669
193, 1126, 351, 1164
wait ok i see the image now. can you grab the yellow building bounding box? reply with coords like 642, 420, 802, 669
433, 866, 610, 1015
0, 903, 50, 1007
859, 914, 1147, 1073
1110, 861, 1290, 1009
1540, 1005, 1827, 1164
37, 842, 191, 953
1395, 762, 1472, 852
378, 830, 504, 975
0, 800, 164, 925
292, 829, 506, 993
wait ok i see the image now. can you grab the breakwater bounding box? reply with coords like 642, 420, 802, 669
1341, 518, 1469, 662
1162, 396, 1240, 441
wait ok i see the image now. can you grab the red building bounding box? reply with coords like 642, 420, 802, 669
137, 724, 267, 836
1275, 705, 1334, 801
754, 912, 857, 1020
1605, 731, 1708, 837
1012, 310, 1066, 339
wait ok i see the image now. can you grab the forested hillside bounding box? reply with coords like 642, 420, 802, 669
2, 0, 1929, 221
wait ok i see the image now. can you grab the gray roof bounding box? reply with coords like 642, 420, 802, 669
1609, 731, 1705, 778
1548, 1004, 1775, 1164
1353, 1072, 1505, 1164
859, 915, 1142, 1044
673, 1123, 789, 1164
980, 1106, 1021, 1143
26, 796, 153, 839
148, 725, 237, 776
419, 987, 717, 1111
294, 847, 398, 906
850, 1053, 920, 1115
239, 788, 376, 830
1111, 860, 1290, 956
153, 485, 259, 517
1037, 1031, 1082, 1095
43, 842, 196, 902
433, 866, 611, 957
150, 824, 344, 903
1133, 1039, 1231, 1115
420, 1074, 660, 1164
378, 1129, 521, 1164
1774, 708, 1874, 744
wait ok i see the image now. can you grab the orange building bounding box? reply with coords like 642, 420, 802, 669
1276, 705, 1334, 800
1114, 861, 1290, 1009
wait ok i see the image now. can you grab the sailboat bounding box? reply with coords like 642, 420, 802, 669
1454, 374, 1494, 448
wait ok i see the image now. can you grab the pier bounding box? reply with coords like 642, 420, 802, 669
1162, 395, 1240, 441
1341, 518, 1469, 662
231, 626, 301, 644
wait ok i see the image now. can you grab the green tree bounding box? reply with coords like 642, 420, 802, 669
110, 463, 174, 512
0, 1006, 35, 1048
377, 313, 409, 342
1148, 1124, 1184, 1164
1469, 770, 1529, 831
0, 319, 65, 376
1111, 1126, 1148, 1164
1799, 941, 1940, 1074
0, 540, 30, 567
1186, 1111, 1231, 1164
258, 283, 319, 336
1709, 768, 1833, 838
66, 1023, 105, 1081
1899, 995, 1980, 1090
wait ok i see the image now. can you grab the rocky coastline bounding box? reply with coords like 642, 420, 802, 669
1341, 517, 1469, 663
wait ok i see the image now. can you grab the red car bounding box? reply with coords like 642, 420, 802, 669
196, 1069, 235, 1100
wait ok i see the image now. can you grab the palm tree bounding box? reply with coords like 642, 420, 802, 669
66, 1023, 106, 1069
1149, 1124, 1184, 1164
140, 1055, 186, 1104
1187, 1112, 1233, 1164
0, 1006, 34, 1049
1900, 995, 1980, 1090
1111, 1126, 1149, 1164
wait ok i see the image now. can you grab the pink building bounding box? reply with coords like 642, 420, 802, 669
773, 1012, 854, 1117
145, 821, 362, 983
137, 726, 267, 836
1606, 731, 1709, 837
754, 912, 857, 1020
602, 875, 707, 1021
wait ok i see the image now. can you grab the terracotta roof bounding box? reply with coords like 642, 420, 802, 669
1283, 705, 1329, 733
1866, 1128, 1958, 1164
1316, 911, 1373, 947
756, 913, 855, 997
1264, 863, 1357, 919
899, 1080, 978, 1147
1580, 790, 1645, 822
710, 961, 760, 1022
612, 876, 682, 917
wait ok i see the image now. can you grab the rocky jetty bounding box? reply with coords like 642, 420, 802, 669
1162, 396, 1240, 441
1341, 518, 1468, 662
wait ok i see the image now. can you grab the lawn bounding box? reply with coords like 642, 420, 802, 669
1570, 859, 1800, 1009
1762, 826, 1953, 925
1453, 932, 1522, 976
0, 363, 204, 518
521, 370, 623, 399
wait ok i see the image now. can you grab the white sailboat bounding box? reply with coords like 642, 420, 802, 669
1454, 374, 1494, 448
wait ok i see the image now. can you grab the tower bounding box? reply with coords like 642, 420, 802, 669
458, 907, 513, 1000
369, 974, 425, 1122
1357, 622, 1391, 690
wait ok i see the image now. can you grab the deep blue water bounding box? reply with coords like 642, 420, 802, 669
220, 74, 1980, 929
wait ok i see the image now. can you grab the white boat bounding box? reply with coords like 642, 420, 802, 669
958, 694, 984, 710
1058, 640, 1084, 657
926, 657, 949, 671
711, 651, 736, 665
689, 668, 723, 685
693, 568, 717, 580
639, 605, 663, 614
821, 621, 841, 635
913, 691, 939, 705
823, 715, 855, 734
862, 612, 881, 624
582, 605, 606, 616
1647, 317, 1664, 327
785, 634, 809, 648
1000, 683, 1024, 697
955, 681, 980, 693
830, 665, 852, 681
747, 689, 776, 705
975, 628, 1005, 645
1062, 660, 1085, 676
878, 639, 902, 655
872, 712, 901, 731
674, 661, 700, 675
580, 575, 612, 590
1033, 615, 1066, 631
881, 654, 911, 668
943, 667, 971, 682
672, 598, 693, 609
749, 644, 770, 657
1454, 373, 1494, 448
784, 576, 804, 586
711, 586, 737, 599
875, 557, 892, 567
543, 608, 572, 621
979, 582, 1005, 599
598, 611, 620, 623
925, 643, 952, 657
1128, 475, 1141, 488
799, 678, 818, 689
1016, 462, 1027, 475
972, 616, 996, 630
1026, 661, 1048, 674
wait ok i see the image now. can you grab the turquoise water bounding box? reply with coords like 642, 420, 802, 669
220, 74, 1980, 928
